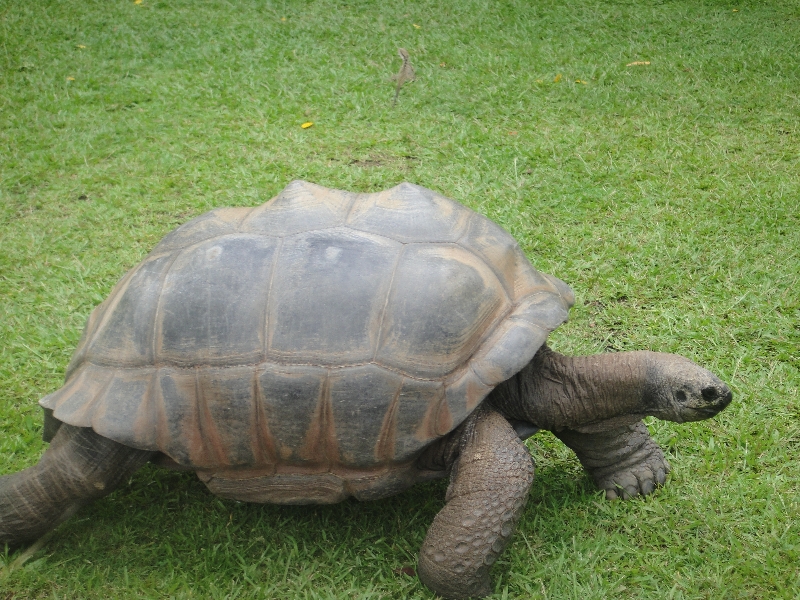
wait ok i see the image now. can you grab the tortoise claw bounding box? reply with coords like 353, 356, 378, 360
595, 436, 670, 500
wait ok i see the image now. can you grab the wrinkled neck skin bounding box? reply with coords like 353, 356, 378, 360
488, 345, 655, 433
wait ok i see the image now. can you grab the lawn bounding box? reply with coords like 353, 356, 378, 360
1, 0, 798, 598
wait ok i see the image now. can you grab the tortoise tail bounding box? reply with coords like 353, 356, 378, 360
0, 424, 153, 550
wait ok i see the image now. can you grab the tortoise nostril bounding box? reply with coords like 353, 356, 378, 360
701, 387, 718, 401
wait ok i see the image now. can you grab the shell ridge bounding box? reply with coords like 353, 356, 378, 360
468, 361, 494, 389
264, 237, 284, 358
154, 367, 172, 454
241, 181, 312, 229
372, 245, 407, 362
194, 367, 228, 467
71, 358, 447, 380
413, 382, 446, 441
341, 225, 408, 247
39, 365, 79, 415
297, 370, 336, 467
152, 248, 187, 363
252, 367, 278, 468
322, 372, 338, 469
83, 368, 119, 432
374, 377, 404, 462
232, 206, 257, 231
150, 207, 255, 255
128, 368, 160, 449
342, 190, 362, 221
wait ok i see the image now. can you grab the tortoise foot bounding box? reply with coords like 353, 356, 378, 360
590, 434, 670, 500
555, 421, 670, 500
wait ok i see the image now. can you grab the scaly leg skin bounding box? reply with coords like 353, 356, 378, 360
0, 424, 154, 549
554, 420, 670, 500
417, 408, 534, 599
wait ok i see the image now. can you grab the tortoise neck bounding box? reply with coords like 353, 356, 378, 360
489, 346, 653, 431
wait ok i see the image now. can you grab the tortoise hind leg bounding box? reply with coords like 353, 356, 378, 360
554, 420, 670, 500
417, 408, 534, 599
0, 424, 154, 549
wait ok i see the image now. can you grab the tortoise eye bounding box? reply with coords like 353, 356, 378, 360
675, 390, 687, 402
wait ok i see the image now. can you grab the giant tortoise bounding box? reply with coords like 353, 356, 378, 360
0, 181, 732, 598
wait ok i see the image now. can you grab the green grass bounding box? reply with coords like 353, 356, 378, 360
1, 0, 799, 597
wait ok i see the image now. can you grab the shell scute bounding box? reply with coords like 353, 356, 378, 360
268, 228, 401, 365
42, 364, 115, 427
81, 253, 172, 369
328, 365, 404, 467
155, 367, 205, 465
393, 379, 446, 458
91, 369, 153, 443
257, 365, 327, 465
470, 319, 548, 387
375, 244, 509, 379
195, 366, 263, 467
157, 235, 277, 366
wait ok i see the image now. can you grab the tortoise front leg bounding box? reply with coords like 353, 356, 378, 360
554, 420, 670, 500
417, 408, 534, 599
0, 424, 154, 549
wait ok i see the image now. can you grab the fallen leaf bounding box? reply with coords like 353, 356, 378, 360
77, 44, 86, 49
301, 122, 314, 129
134, 0, 143, 4
439, 62, 446, 67
413, 24, 421, 29
281, 17, 286, 21
732, 8, 739, 11
553, 73, 562, 83
66, 76, 75, 81
626, 61, 651, 66
393, 566, 416, 577
508, 131, 518, 135
535, 79, 543, 83
576, 79, 587, 84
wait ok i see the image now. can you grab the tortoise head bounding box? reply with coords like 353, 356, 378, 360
645, 354, 732, 423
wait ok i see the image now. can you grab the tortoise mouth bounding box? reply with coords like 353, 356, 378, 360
694, 406, 726, 418
679, 394, 732, 421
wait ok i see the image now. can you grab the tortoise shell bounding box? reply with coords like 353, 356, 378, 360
40, 181, 573, 502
